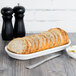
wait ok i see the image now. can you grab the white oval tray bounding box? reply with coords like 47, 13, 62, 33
5, 40, 71, 60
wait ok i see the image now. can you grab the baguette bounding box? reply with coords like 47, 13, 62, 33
7, 28, 69, 54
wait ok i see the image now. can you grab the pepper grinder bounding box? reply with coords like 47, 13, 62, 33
13, 5, 26, 37
1, 7, 13, 40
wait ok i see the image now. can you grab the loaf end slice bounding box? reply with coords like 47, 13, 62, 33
7, 38, 28, 54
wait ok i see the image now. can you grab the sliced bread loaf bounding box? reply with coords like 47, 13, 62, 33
7, 28, 69, 54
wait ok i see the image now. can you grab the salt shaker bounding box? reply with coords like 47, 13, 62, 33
1, 7, 13, 40
13, 5, 26, 37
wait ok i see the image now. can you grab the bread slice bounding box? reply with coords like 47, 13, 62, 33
49, 31, 56, 47
23, 37, 32, 54
41, 33, 51, 49
59, 28, 69, 44
56, 28, 66, 44
34, 34, 44, 51
53, 31, 60, 46
23, 36, 36, 53
7, 38, 28, 54
48, 31, 60, 47
30, 35, 39, 51
40, 34, 47, 50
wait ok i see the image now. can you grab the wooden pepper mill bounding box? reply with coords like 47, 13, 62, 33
13, 5, 26, 38
1, 7, 13, 40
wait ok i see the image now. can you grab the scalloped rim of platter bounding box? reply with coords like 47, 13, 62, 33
5, 39, 71, 60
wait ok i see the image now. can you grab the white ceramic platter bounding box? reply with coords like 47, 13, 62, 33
5, 40, 71, 60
